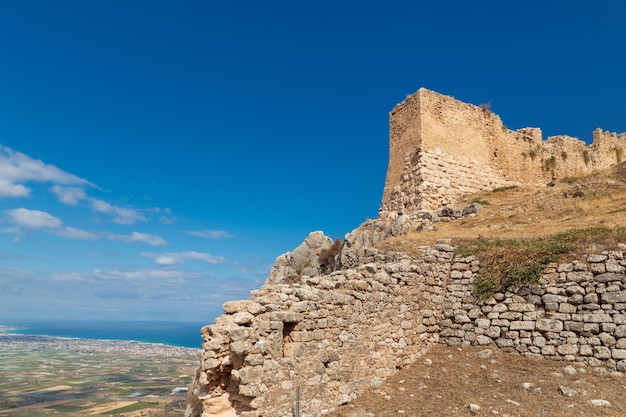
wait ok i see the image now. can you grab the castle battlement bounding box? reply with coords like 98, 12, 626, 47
381, 88, 626, 214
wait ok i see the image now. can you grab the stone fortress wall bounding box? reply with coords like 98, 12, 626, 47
186, 89, 626, 417
381, 88, 626, 214
187, 237, 626, 417
187, 243, 446, 417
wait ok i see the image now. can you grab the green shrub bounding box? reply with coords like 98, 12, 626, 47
582, 150, 590, 166
473, 273, 500, 301
543, 155, 557, 171
459, 227, 626, 301
492, 185, 518, 193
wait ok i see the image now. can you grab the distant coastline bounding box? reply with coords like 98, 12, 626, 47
1, 319, 207, 348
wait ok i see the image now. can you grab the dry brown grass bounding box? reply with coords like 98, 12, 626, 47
378, 163, 626, 257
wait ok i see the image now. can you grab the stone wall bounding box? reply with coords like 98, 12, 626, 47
186, 245, 452, 417
186, 90, 626, 417
440, 245, 626, 370
186, 239, 626, 417
381, 88, 626, 214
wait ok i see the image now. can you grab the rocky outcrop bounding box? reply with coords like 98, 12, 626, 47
267, 231, 334, 283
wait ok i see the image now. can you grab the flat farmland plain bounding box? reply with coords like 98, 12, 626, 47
0, 332, 199, 417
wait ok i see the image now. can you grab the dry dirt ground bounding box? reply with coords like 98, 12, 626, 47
330, 344, 625, 417
332, 164, 626, 417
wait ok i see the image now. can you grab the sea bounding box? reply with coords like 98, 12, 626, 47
2, 319, 208, 348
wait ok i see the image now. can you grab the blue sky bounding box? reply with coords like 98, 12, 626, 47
1, 1, 624, 322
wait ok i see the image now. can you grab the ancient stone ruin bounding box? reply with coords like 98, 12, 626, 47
185, 89, 626, 417
381, 88, 626, 217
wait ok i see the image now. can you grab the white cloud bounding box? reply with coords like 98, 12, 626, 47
107, 231, 167, 246
185, 229, 234, 239
0, 145, 93, 198
90, 198, 113, 213
50, 272, 89, 282
89, 198, 147, 225
0, 179, 30, 197
5, 208, 63, 229
3, 208, 95, 241
141, 250, 226, 266
56, 226, 98, 240
93, 268, 200, 281
50, 186, 86, 205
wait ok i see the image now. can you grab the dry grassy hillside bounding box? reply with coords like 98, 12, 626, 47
330, 164, 626, 417
382, 162, 626, 251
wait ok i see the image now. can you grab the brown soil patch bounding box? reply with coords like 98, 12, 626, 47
330, 344, 625, 417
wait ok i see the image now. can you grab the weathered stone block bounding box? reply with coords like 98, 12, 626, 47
588, 254, 608, 263
224, 300, 265, 315
475, 318, 490, 329
536, 319, 563, 332
269, 312, 304, 322
230, 327, 254, 342
496, 338, 514, 348
233, 312, 255, 325
283, 342, 305, 357
415, 324, 428, 334
231, 340, 253, 356
612, 349, 626, 359
557, 344, 578, 355
582, 313, 613, 323
500, 312, 523, 320
556, 302, 576, 313
510, 321, 535, 331
486, 327, 501, 339
508, 303, 534, 312
595, 272, 623, 283
601, 290, 626, 304
542, 294, 568, 304
454, 314, 471, 324
593, 346, 611, 359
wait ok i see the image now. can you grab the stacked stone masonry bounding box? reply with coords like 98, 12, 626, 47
187, 243, 626, 417
441, 246, 626, 370
187, 247, 451, 417
381, 88, 626, 216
